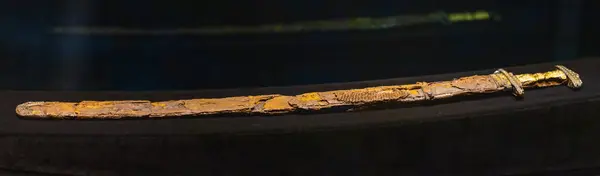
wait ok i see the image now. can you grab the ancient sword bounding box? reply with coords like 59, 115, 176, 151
16, 65, 582, 119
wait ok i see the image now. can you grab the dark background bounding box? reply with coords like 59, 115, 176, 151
0, 0, 596, 90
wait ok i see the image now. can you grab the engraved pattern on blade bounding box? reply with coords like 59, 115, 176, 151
333, 88, 410, 104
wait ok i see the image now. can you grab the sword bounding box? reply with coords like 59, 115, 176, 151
16, 65, 582, 119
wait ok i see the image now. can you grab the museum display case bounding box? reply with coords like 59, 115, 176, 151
0, 0, 597, 175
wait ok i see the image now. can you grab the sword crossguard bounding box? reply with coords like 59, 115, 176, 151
494, 68, 525, 97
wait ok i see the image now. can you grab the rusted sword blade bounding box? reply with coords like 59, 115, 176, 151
16, 65, 582, 119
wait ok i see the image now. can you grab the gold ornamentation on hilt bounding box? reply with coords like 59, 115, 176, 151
489, 65, 583, 98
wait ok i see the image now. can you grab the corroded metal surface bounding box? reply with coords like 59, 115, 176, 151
16, 65, 582, 119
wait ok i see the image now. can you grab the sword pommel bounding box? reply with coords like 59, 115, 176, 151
555, 65, 583, 89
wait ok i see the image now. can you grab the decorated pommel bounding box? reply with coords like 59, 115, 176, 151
555, 65, 583, 89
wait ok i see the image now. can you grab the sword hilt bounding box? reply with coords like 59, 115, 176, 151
492, 65, 582, 98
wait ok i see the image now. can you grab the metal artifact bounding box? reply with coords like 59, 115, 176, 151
16, 65, 582, 119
